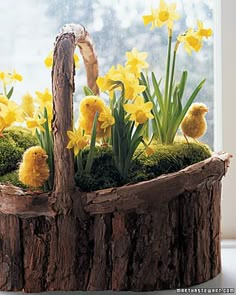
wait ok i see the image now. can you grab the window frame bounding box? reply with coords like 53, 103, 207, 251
220, 0, 236, 238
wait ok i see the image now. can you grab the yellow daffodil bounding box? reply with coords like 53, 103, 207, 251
35, 88, 52, 107
97, 64, 145, 100
125, 48, 149, 77
0, 71, 11, 86
96, 66, 118, 94
21, 93, 35, 118
0, 101, 23, 126
123, 76, 146, 100
0, 95, 9, 107
44, 51, 80, 69
98, 106, 115, 131
25, 114, 46, 135
66, 128, 88, 156
10, 70, 23, 82
0, 71, 4, 80
73, 53, 80, 68
124, 96, 154, 126
143, 0, 180, 30
197, 20, 213, 39
178, 29, 203, 55
0, 116, 6, 136
44, 52, 53, 68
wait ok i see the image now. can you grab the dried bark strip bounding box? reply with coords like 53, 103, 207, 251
0, 152, 231, 292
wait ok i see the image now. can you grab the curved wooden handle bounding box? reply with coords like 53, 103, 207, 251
51, 24, 99, 214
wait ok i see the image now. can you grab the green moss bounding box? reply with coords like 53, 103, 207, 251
76, 147, 121, 191
75, 140, 212, 192
0, 170, 26, 188
3, 126, 37, 150
0, 127, 37, 176
1, 136, 212, 192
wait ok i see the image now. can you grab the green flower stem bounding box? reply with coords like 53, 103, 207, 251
85, 112, 98, 173
168, 43, 179, 105
163, 34, 172, 137
77, 151, 83, 172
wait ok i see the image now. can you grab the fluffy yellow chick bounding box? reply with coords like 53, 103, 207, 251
79, 96, 110, 138
181, 103, 208, 142
19, 146, 49, 189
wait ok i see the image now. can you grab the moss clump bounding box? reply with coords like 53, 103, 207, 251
0, 127, 37, 176
75, 141, 212, 192
0, 137, 212, 191
0, 170, 27, 188
76, 147, 121, 192
3, 127, 38, 150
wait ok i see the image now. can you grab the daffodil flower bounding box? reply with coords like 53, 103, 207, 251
0, 71, 11, 85
124, 96, 154, 126
96, 66, 119, 95
0, 116, 7, 136
35, 88, 52, 107
66, 128, 88, 156
97, 64, 146, 100
10, 70, 23, 82
123, 77, 146, 100
178, 29, 203, 55
73, 53, 80, 68
21, 93, 35, 118
25, 114, 46, 135
197, 20, 213, 39
143, 0, 180, 31
0, 100, 23, 126
44, 52, 53, 68
98, 106, 115, 131
44, 51, 80, 69
0, 95, 9, 107
125, 48, 149, 77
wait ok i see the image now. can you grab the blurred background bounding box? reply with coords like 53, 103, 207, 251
0, 0, 214, 147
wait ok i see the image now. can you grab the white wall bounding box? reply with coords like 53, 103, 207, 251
221, 0, 236, 238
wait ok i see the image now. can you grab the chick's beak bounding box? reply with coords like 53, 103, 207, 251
43, 155, 48, 159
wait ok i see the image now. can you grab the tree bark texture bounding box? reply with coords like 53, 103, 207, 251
0, 153, 231, 292
51, 25, 99, 214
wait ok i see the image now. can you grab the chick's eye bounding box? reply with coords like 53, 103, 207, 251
34, 152, 37, 155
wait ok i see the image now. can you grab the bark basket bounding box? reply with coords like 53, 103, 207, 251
0, 24, 232, 292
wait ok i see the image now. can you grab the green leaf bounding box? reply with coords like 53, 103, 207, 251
83, 86, 94, 96
42, 107, 54, 190
151, 72, 164, 113
178, 71, 188, 100
167, 79, 206, 142
6, 87, 14, 99
85, 112, 98, 173
142, 83, 164, 142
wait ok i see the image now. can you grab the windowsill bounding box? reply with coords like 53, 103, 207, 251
221, 239, 236, 248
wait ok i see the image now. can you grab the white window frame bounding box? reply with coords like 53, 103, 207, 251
220, 0, 236, 238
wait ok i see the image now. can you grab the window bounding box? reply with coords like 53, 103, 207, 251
0, 0, 214, 147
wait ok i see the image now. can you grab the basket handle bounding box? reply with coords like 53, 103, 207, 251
51, 24, 99, 214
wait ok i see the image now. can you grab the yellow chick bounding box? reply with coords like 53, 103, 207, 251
79, 95, 110, 138
19, 146, 49, 189
181, 103, 208, 142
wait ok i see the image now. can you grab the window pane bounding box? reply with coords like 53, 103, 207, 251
0, 0, 214, 147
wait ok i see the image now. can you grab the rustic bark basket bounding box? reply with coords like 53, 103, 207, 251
0, 24, 232, 293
